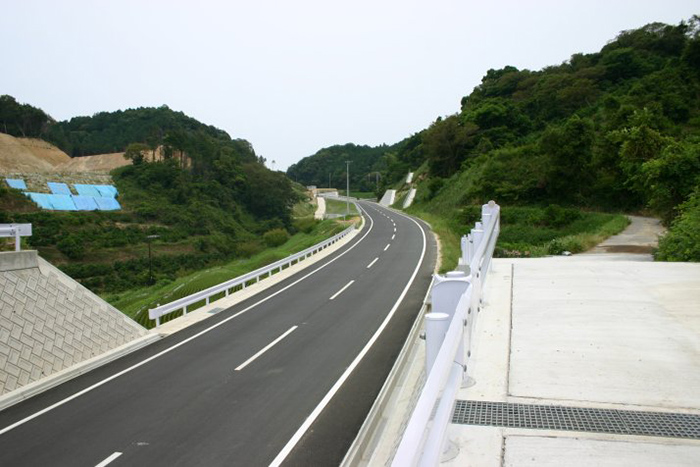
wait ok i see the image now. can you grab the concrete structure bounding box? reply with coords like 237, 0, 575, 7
406, 172, 414, 184
380, 189, 396, 207
402, 188, 417, 209
0, 251, 148, 397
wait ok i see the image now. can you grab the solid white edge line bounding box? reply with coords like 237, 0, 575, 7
235, 326, 298, 371
0, 203, 375, 437
95, 452, 122, 467
366, 257, 379, 269
269, 203, 428, 467
384, 243, 390, 251
329, 280, 355, 300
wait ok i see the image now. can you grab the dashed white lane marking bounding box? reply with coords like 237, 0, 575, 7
235, 326, 298, 371
95, 452, 122, 467
394, 227, 396, 233
384, 243, 390, 251
329, 280, 355, 300
391, 234, 395, 240
366, 257, 379, 269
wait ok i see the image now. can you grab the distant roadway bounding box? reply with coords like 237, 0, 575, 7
0, 201, 436, 466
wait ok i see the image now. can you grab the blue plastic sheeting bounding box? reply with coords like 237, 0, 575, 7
6, 178, 27, 190
94, 197, 121, 211
50, 195, 78, 211
48, 182, 72, 195
26, 193, 54, 209
74, 184, 101, 197
72, 195, 98, 211
26, 193, 78, 210
94, 185, 118, 198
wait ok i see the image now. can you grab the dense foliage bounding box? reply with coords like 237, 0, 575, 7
1, 104, 301, 292
288, 18, 700, 260
0, 95, 53, 138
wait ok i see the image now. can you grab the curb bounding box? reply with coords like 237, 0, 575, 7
0, 333, 161, 411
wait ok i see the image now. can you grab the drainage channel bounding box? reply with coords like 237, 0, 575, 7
453, 400, 700, 440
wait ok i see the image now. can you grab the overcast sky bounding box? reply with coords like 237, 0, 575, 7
1, 1, 697, 170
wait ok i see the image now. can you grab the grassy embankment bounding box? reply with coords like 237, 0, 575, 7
324, 197, 360, 216
104, 215, 349, 328
403, 164, 630, 273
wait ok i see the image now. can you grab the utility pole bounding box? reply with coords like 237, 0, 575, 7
345, 160, 351, 218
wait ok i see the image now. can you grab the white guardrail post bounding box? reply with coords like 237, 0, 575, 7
393, 201, 500, 467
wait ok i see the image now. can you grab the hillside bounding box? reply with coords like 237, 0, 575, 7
1, 103, 301, 295
0, 132, 131, 174
288, 18, 700, 261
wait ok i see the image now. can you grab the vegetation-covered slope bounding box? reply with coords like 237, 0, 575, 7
1, 103, 301, 293
288, 18, 700, 261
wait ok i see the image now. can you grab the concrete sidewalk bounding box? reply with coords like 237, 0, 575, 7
447, 255, 700, 466
362, 214, 700, 466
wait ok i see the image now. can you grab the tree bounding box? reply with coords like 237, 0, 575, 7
123, 143, 150, 165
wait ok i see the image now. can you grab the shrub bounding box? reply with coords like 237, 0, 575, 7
293, 216, 317, 234
263, 228, 289, 247
57, 235, 85, 260
656, 188, 700, 261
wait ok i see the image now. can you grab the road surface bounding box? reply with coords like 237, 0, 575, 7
0, 201, 436, 466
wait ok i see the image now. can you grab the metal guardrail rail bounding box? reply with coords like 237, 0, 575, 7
149, 224, 356, 326
393, 201, 500, 466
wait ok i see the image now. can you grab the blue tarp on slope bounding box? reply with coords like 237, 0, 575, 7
49, 195, 77, 211
26, 193, 78, 210
94, 185, 118, 198
6, 178, 27, 190
72, 195, 98, 211
74, 184, 101, 197
48, 182, 72, 195
26, 193, 53, 209
94, 197, 121, 211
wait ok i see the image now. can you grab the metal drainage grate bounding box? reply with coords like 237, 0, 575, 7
452, 400, 700, 439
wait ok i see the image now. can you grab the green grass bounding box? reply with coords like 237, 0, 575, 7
324, 198, 360, 216
103, 219, 348, 328
408, 202, 629, 273
338, 190, 377, 199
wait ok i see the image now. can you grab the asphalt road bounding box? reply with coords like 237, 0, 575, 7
0, 201, 436, 466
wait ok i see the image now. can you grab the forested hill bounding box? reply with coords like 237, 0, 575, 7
1, 99, 302, 292
287, 18, 700, 260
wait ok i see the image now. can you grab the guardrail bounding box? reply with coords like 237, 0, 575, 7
149, 224, 356, 327
0, 223, 32, 251
393, 201, 500, 466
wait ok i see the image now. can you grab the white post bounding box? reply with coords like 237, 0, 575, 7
15, 228, 20, 251
425, 313, 450, 373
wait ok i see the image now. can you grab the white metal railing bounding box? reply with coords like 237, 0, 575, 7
393, 201, 500, 466
149, 224, 356, 327
0, 224, 32, 251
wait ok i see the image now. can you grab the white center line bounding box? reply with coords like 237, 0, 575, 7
235, 326, 298, 371
391, 234, 395, 240
329, 280, 355, 300
393, 227, 396, 233
384, 243, 390, 251
366, 257, 379, 269
95, 452, 122, 467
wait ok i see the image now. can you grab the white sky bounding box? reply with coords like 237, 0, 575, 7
1, 0, 697, 170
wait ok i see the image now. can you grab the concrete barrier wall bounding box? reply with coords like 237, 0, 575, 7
0, 251, 147, 395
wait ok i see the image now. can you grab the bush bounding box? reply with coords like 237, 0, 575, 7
542, 204, 581, 227
656, 188, 700, 261
293, 216, 317, 234
263, 228, 289, 247
57, 235, 85, 260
